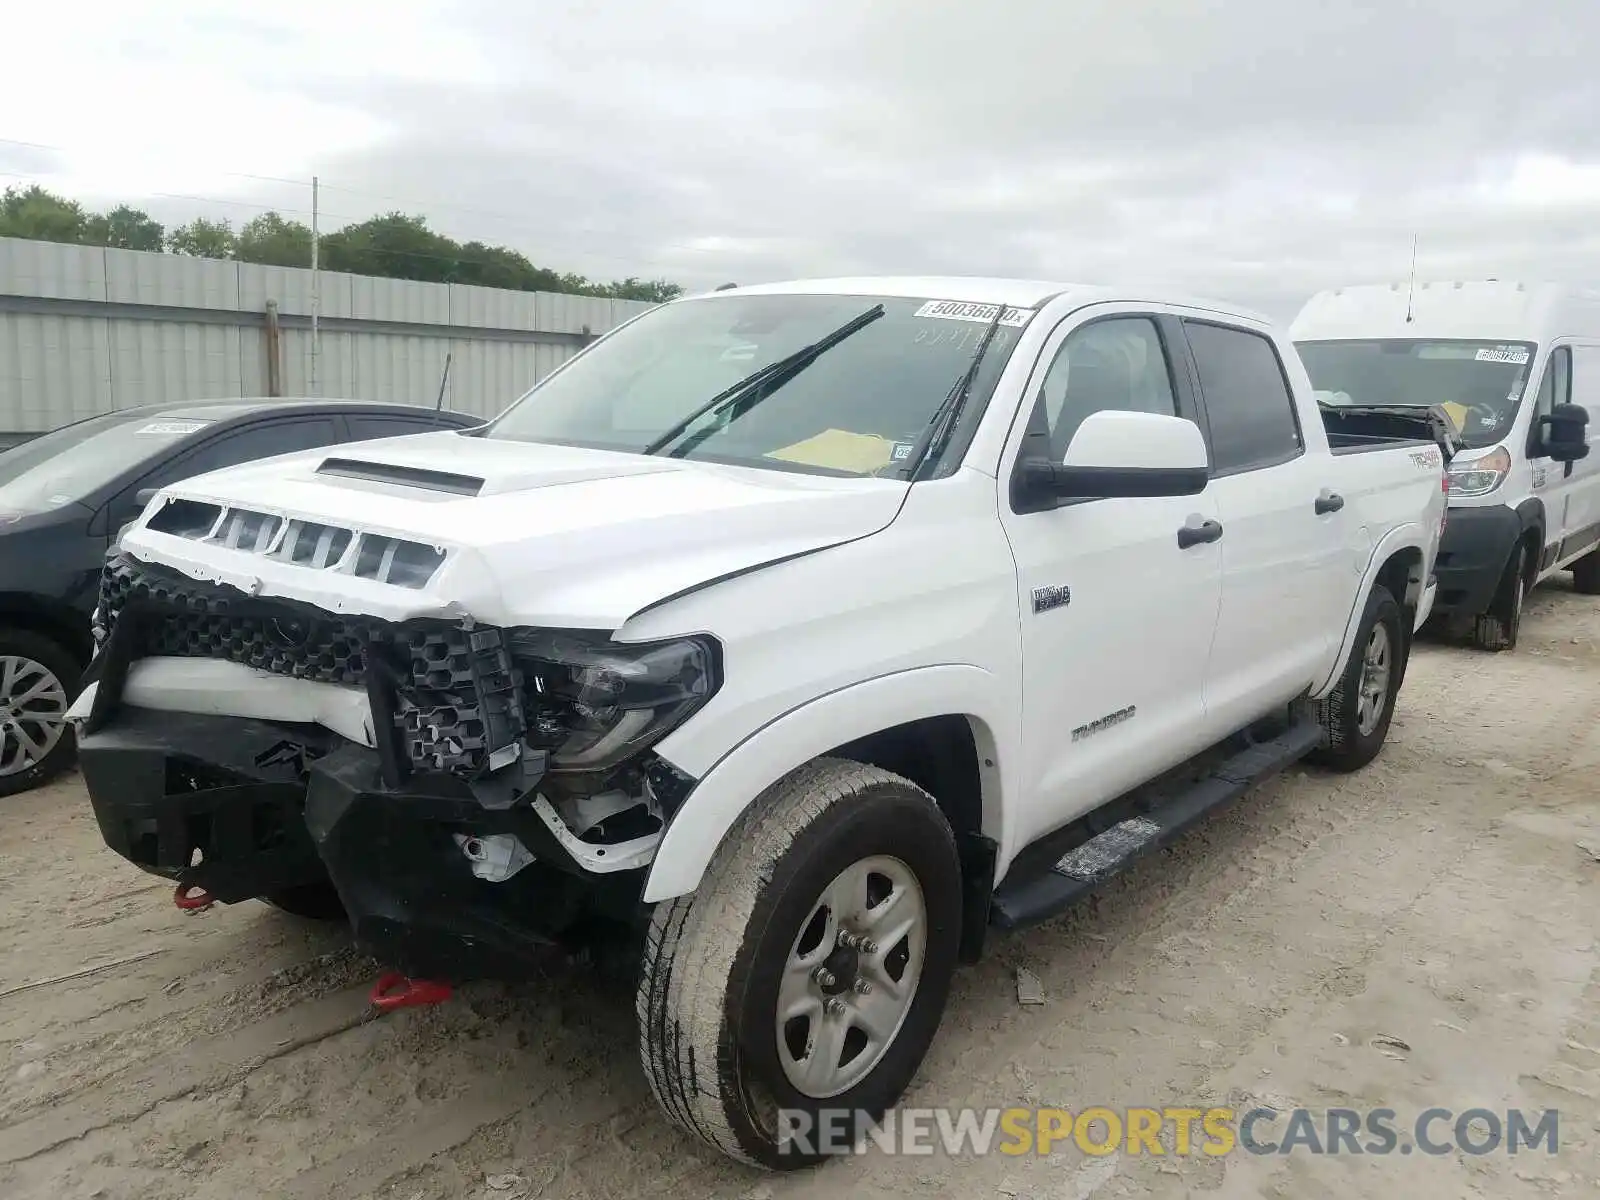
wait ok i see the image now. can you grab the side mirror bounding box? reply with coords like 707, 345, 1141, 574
1015, 411, 1210, 506
1536, 401, 1587, 464
1538, 402, 1590, 463
135, 487, 159, 506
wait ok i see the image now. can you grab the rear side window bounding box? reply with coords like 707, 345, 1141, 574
347, 414, 467, 441
142, 417, 341, 489
1184, 322, 1303, 473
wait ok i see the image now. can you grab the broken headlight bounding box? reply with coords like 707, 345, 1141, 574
510, 630, 721, 774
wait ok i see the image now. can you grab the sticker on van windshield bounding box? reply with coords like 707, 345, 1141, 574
134, 419, 211, 437
1474, 346, 1530, 365
915, 300, 1034, 328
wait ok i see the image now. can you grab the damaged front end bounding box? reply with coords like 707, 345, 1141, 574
81, 549, 715, 980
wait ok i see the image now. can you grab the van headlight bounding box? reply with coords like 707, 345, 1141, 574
510, 630, 721, 773
1446, 445, 1512, 497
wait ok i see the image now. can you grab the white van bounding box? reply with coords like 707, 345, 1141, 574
1292, 281, 1597, 650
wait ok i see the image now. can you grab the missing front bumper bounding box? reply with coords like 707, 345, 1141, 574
305, 744, 652, 982
77, 707, 340, 903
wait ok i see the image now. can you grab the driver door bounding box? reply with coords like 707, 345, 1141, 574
998, 308, 1222, 852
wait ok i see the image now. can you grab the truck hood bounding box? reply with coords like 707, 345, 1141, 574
119, 431, 909, 629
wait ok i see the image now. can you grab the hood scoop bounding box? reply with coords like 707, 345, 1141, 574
315, 457, 485, 497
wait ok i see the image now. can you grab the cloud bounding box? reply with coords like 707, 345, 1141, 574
5, 0, 1600, 318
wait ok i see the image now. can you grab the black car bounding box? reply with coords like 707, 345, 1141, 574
0, 398, 483, 797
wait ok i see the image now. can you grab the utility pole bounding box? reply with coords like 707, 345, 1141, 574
310, 175, 321, 394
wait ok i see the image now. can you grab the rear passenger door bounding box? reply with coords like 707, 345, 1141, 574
1179, 319, 1347, 735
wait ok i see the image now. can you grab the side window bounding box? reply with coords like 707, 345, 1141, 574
1028, 317, 1177, 459
1531, 346, 1571, 422
346, 414, 462, 441
1183, 321, 1303, 473
143, 417, 340, 490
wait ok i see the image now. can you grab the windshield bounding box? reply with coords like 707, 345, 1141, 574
483, 293, 1033, 477
0, 411, 210, 512
1296, 338, 1536, 449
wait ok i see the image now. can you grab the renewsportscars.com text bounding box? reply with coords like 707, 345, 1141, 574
777, 1105, 1561, 1158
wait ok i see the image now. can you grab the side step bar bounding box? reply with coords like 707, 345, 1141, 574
990, 716, 1324, 932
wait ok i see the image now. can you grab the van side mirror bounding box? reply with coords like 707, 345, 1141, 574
135, 488, 159, 506
1538, 402, 1590, 463
1014, 411, 1210, 508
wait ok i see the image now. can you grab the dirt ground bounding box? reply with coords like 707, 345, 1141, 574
2, 583, 1598, 1200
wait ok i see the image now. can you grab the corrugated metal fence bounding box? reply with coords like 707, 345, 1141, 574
0, 236, 658, 442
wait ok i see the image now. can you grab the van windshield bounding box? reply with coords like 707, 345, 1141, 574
1295, 338, 1537, 449
483, 293, 1032, 477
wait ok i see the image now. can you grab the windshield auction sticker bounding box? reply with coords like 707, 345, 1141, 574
1474, 346, 1529, 365
915, 300, 1034, 328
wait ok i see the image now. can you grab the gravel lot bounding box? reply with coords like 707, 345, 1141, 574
2, 582, 1597, 1200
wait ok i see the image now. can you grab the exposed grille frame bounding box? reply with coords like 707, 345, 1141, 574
97, 554, 524, 776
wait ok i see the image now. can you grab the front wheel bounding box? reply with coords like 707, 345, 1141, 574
636, 758, 962, 1169
0, 629, 82, 799
1309, 583, 1403, 773
1471, 543, 1528, 652
1572, 548, 1600, 595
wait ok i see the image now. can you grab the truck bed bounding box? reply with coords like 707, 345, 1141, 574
1320, 401, 1459, 461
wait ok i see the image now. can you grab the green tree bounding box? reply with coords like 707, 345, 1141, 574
320, 212, 462, 282
1, 182, 682, 300
167, 218, 237, 258
236, 211, 314, 267
84, 205, 165, 252
0, 185, 88, 243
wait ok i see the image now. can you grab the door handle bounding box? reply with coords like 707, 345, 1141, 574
1314, 492, 1345, 515
1177, 519, 1223, 549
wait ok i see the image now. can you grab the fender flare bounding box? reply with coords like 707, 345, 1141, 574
1310, 522, 1430, 699
641, 664, 1011, 903
1514, 497, 1546, 569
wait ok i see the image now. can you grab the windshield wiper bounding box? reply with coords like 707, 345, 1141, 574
897, 304, 1010, 480
641, 303, 885, 458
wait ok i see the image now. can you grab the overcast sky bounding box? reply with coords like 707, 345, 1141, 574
5, 0, 1599, 318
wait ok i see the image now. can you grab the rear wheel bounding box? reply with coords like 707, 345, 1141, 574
0, 629, 81, 799
1471, 543, 1528, 652
1309, 584, 1403, 773
1573, 549, 1600, 595
637, 758, 962, 1168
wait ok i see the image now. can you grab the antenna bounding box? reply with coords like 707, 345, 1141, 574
1404, 233, 1418, 324
434, 351, 453, 411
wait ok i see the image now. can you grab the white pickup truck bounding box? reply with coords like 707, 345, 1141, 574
72, 277, 1451, 1168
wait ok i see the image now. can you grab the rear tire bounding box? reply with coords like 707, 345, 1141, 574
1573, 549, 1600, 595
636, 758, 962, 1169
1471, 543, 1528, 652
262, 881, 345, 920
1309, 584, 1403, 773
0, 628, 83, 799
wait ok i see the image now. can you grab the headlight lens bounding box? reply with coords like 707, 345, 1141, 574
1446, 445, 1511, 497
510, 629, 721, 773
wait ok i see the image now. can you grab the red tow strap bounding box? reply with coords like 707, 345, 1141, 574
174, 883, 214, 910
369, 971, 453, 1012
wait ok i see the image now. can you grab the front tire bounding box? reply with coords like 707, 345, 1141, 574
1471, 543, 1528, 652
0, 628, 82, 799
1309, 583, 1403, 773
1572, 549, 1600, 595
637, 758, 962, 1169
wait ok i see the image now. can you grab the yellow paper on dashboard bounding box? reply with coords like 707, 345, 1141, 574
766, 429, 896, 473
1438, 402, 1470, 434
